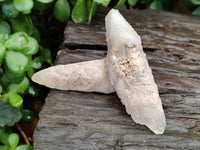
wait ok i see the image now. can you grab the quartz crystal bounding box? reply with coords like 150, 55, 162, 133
32, 9, 166, 134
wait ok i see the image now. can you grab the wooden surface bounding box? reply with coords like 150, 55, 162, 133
33, 7, 200, 150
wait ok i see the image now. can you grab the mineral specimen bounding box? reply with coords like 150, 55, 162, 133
32, 9, 166, 134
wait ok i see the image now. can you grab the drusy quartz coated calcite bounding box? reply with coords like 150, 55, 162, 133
105, 9, 166, 134
32, 58, 114, 94
32, 9, 166, 134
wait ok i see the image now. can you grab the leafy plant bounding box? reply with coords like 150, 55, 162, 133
54, 0, 71, 22
183, 0, 200, 15
128, 0, 138, 7
0, 127, 33, 150
0, 101, 21, 126
0, 0, 62, 148
149, 0, 163, 10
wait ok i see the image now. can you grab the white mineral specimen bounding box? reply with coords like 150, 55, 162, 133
32, 59, 115, 94
105, 9, 166, 134
32, 9, 166, 134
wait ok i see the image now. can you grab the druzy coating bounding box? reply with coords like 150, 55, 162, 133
105, 9, 166, 134
32, 9, 166, 134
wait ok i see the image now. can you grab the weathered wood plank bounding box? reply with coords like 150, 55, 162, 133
64, 7, 200, 61
34, 7, 200, 150
34, 49, 200, 150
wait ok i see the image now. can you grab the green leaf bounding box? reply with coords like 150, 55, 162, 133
53, 0, 71, 22
31, 26, 40, 42
15, 145, 33, 150
8, 133, 20, 149
22, 109, 35, 122
10, 15, 34, 35
191, 0, 200, 5
69, 0, 76, 6
2, 0, 19, 18
22, 36, 39, 55
5, 50, 28, 73
28, 86, 38, 97
88, 1, 97, 24
8, 92, 23, 108
8, 76, 29, 94
4, 64, 25, 83
192, 6, 200, 16
31, 56, 43, 69
33, 1, 48, 12
27, 68, 34, 78
26, 55, 32, 70
5, 32, 29, 51
0, 132, 10, 145
0, 74, 11, 89
0, 68, 3, 79
41, 48, 53, 65
0, 127, 5, 138
36, 0, 54, 3
149, 1, 163, 10
115, 0, 126, 9
0, 85, 2, 94
0, 41, 6, 65
0, 100, 21, 126
5, 32, 38, 55
72, 0, 88, 24
128, 0, 138, 6
0, 21, 11, 41
13, 0, 34, 14
0, 145, 11, 150
93, 0, 110, 7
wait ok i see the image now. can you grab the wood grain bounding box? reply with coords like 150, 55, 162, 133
64, 7, 200, 58
34, 7, 200, 150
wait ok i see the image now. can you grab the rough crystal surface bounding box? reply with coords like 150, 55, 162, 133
105, 9, 166, 134
32, 59, 114, 94
32, 9, 166, 134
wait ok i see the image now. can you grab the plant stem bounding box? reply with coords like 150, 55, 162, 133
16, 123, 30, 145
